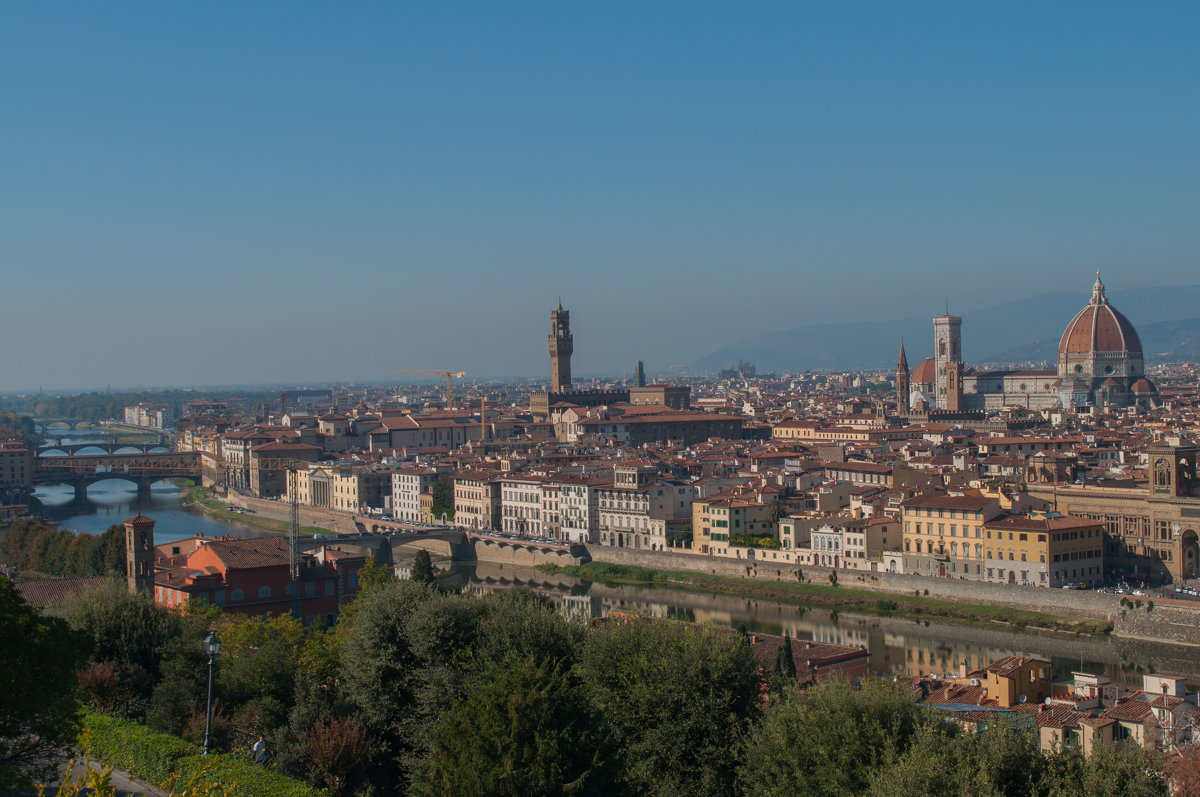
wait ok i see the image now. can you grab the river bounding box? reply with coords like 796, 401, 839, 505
436, 559, 1200, 690
32, 482, 270, 544
28, 434, 1200, 691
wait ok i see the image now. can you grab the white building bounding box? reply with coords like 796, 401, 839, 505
500, 475, 544, 537
391, 467, 439, 523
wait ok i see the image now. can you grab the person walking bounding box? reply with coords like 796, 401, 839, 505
253, 735, 268, 764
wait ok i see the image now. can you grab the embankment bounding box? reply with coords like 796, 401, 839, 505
583, 545, 1200, 644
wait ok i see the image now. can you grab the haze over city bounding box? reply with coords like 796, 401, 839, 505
4, 2, 1199, 390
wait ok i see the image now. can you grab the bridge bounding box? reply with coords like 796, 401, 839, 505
31, 417, 97, 435
35, 450, 201, 499
39, 441, 171, 456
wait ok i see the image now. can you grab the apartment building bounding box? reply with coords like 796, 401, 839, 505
500, 475, 544, 537
595, 463, 693, 551
454, 471, 501, 531
982, 513, 1104, 588
901, 494, 1003, 578
392, 467, 440, 523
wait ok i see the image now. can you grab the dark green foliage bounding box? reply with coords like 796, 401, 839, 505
579, 619, 758, 797
338, 579, 438, 760
0, 409, 35, 438
0, 519, 126, 577
740, 678, 929, 797
65, 580, 182, 691
431, 476, 455, 520
869, 720, 1168, 797
410, 549, 436, 585
0, 576, 92, 789
412, 655, 613, 797
769, 630, 796, 693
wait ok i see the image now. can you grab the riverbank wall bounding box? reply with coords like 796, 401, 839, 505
585, 545, 1200, 645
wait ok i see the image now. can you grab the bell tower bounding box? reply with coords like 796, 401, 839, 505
896, 342, 910, 416
548, 300, 573, 393
933, 311, 962, 409
124, 513, 156, 595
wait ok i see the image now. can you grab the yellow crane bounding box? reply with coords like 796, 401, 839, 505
385, 369, 466, 408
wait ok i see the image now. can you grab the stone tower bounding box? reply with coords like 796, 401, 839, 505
634, 360, 646, 388
124, 513, 156, 595
895, 342, 910, 416
548, 300, 573, 393
933, 312, 962, 409
945, 361, 964, 412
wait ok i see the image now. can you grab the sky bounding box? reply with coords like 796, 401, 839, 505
3, 2, 1199, 391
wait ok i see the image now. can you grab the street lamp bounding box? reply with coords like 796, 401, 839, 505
202, 633, 221, 755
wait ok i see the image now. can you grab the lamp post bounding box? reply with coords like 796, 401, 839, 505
203, 633, 221, 756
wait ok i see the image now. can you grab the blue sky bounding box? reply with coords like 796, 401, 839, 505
3, 2, 1198, 390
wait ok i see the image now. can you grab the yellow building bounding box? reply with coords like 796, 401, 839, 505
901, 494, 1002, 578
691, 496, 776, 557
983, 513, 1104, 588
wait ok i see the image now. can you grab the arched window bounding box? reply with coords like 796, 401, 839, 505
258, 586, 271, 598
231, 589, 244, 602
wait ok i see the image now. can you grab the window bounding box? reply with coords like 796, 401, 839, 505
258, 586, 271, 598
231, 589, 244, 602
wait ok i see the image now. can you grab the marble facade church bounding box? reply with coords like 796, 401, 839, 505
897, 273, 1158, 414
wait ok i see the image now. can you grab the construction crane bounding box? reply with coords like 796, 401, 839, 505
385, 369, 466, 409
287, 460, 301, 619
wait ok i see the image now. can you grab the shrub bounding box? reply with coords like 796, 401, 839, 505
829, 572, 839, 588
874, 600, 899, 613
80, 710, 324, 797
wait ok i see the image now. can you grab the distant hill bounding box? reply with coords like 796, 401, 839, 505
691, 283, 1200, 373
990, 316, 1200, 365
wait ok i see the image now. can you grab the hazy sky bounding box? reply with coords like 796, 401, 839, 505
3, 3, 1198, 391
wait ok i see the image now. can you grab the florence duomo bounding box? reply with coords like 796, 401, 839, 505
899, 273, 1158, 415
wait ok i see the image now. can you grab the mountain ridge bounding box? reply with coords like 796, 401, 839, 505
691, 283, 1200, 373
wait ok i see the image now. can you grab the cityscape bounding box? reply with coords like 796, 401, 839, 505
4, 3, 1200, 796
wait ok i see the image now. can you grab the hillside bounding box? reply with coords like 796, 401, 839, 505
692, 283, 1200, 373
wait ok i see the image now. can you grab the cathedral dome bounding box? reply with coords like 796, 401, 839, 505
1130, 378, 1157, 394
910, 357, 936, 384
1058, 273, 1141, 356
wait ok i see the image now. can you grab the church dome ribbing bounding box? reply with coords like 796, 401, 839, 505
1058, 273, 1141, 357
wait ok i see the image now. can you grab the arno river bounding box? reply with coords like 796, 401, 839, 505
28, 434, 1200, 689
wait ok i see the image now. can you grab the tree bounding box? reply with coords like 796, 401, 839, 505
308, 715, 372, 797
0, 576, 91, 789
356, 556, 396, 594
769, 631, 796, 694
580, 619, 758, 796
740, 678, 929, 797
65, 580, 181, 693
431, 477, 455, 521
411, 655, 613, 797
410, 549, 436, 585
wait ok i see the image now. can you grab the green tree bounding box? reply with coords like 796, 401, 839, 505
65, 580, 181, 691
410, 549, 436, 585
0, 576, 91, 789
579, 619, 758, 797
339, 579, 438, 778
412, 655, 613, 797
431, 476, 455, 521
769, 631, 797, 694
740, 678, 929, 797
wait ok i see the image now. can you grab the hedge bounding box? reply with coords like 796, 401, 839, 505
80, 710, 325, 797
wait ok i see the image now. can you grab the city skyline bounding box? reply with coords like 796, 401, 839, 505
4, 3, 1199, 390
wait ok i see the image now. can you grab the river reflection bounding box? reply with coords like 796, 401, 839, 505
32, 482, 269, 544
440, 560, 1200, 690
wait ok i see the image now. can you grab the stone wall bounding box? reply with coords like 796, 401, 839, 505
225, 493, 360, 535
472, 537, 588, 567
585, 545, 1200, 643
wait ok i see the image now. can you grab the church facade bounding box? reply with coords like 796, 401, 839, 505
899, 274, 1157, 414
